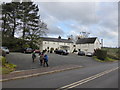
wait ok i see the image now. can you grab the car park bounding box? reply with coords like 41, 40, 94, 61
1, 46, 9, 54
78, 51, 85, 56
86, 52, 93, 57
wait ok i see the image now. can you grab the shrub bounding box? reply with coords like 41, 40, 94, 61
0, 56, 7, 66
94, 49, 107, 60
107, 54, 119, 60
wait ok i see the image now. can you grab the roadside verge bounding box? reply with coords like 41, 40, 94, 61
1, 65, 83, 82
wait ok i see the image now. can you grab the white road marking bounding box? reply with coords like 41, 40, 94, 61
56, 67, 119, 90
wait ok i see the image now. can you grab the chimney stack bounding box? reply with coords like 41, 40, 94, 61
58, 36, 61, 39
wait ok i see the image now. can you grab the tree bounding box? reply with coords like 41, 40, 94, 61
1, 1, 48, 50
1, 3, 12, 37
20, 2, 47, 48
9, 2, 21, 37
1, 2, 20, 38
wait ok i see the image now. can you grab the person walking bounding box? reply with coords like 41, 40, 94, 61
39, 52, 44, 66
43, 52, 49, 67
32, 51, 36, 63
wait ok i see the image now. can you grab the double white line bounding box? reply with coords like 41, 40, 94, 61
56, 67, 119, 90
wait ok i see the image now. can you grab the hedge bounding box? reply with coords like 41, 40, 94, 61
94, 49, 107, 60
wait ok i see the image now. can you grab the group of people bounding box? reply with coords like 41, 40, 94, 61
32, 50, 49, 67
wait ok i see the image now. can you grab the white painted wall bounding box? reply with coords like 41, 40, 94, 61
39, 38, 101, 53
76, 44, 94, 53
40, 41, 74, 53
76, 38, 101, 53
94, 38, 101, 49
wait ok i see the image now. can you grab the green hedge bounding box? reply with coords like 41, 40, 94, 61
94, 49, 107, 60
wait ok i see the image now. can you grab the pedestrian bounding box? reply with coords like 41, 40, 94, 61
39, 52, 44, 66
43, 52, 49, 67
32, 51, 36, 62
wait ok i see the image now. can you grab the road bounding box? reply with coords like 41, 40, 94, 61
3, 52, 118, 88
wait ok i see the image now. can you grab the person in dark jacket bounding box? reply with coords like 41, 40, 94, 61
39, 52, 44, 66
43, 52, 49, 67
32, 51, 36, 62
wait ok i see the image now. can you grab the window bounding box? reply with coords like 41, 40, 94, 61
44, 42, 46, 44
73, 45, 76, 47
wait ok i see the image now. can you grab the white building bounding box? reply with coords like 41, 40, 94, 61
39, 37, 74, 53
76, 37, 101, 54
39, 37, 101, 53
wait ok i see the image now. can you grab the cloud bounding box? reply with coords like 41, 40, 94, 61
38, 2, 99, 25
1, 1, 118, 47
45, 17, 64, 35
37, 2, 118, 47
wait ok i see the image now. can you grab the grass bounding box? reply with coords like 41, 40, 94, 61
0, 56, 17, 74
93, 56, 118, 62
101, 47, 119, 60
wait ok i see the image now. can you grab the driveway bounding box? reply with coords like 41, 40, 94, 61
6, 52, 107, 70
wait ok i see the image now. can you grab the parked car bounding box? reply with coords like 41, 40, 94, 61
54, 49, 58, 53
86, 52, 93, 57
55, 50, 69, 55
78, 51, 85, 56
0, 49, 6, 57
22, 48, 33, 53
1, 46, 9, 54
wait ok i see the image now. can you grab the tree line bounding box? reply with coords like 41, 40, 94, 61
1, 2, 47, 51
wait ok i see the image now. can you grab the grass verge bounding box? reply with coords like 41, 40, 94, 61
0, 56, 17, 74
93, 56, 118, 62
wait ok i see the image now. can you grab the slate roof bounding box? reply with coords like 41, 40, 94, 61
76, 37, 97, 44
40, 37, 73, 43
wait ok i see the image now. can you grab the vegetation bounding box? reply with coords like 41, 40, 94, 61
101, 47, 119, 60
1, 1, 47, 51
0, 56, 17, 74
93, 47, 119, 62
94, 49, 107, 60
93, 56, 117, 62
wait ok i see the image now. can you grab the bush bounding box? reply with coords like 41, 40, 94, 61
94, 49, 107, 60
0, 56, 7, 66
0, 56, 17, 74
107, 54, 119, 60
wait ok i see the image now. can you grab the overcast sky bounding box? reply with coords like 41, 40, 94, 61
0, 0, 118, 47
35, 2, 118, 47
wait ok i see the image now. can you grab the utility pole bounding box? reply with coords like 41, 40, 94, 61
101, 39, 103, 47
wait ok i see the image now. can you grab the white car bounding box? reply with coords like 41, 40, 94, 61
86, 52, 93, 57
1, 46, 9, 54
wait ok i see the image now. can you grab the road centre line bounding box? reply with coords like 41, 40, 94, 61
56, 67, 119, 90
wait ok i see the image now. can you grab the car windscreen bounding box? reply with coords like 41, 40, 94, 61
2, 47, 8, 49
27, 48, 32, 50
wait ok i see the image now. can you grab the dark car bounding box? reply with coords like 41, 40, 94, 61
22, 48, 33, 53
55, 50, 69, 55
78, 51, 85, 56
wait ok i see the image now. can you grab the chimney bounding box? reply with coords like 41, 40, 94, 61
58, 36, 61, 39
68, 37, 71, 40
78, 37, 80, 39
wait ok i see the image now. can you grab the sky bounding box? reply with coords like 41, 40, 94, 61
0, 0, 119, 47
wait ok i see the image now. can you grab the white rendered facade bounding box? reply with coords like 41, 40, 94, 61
39, 37, 101, 53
